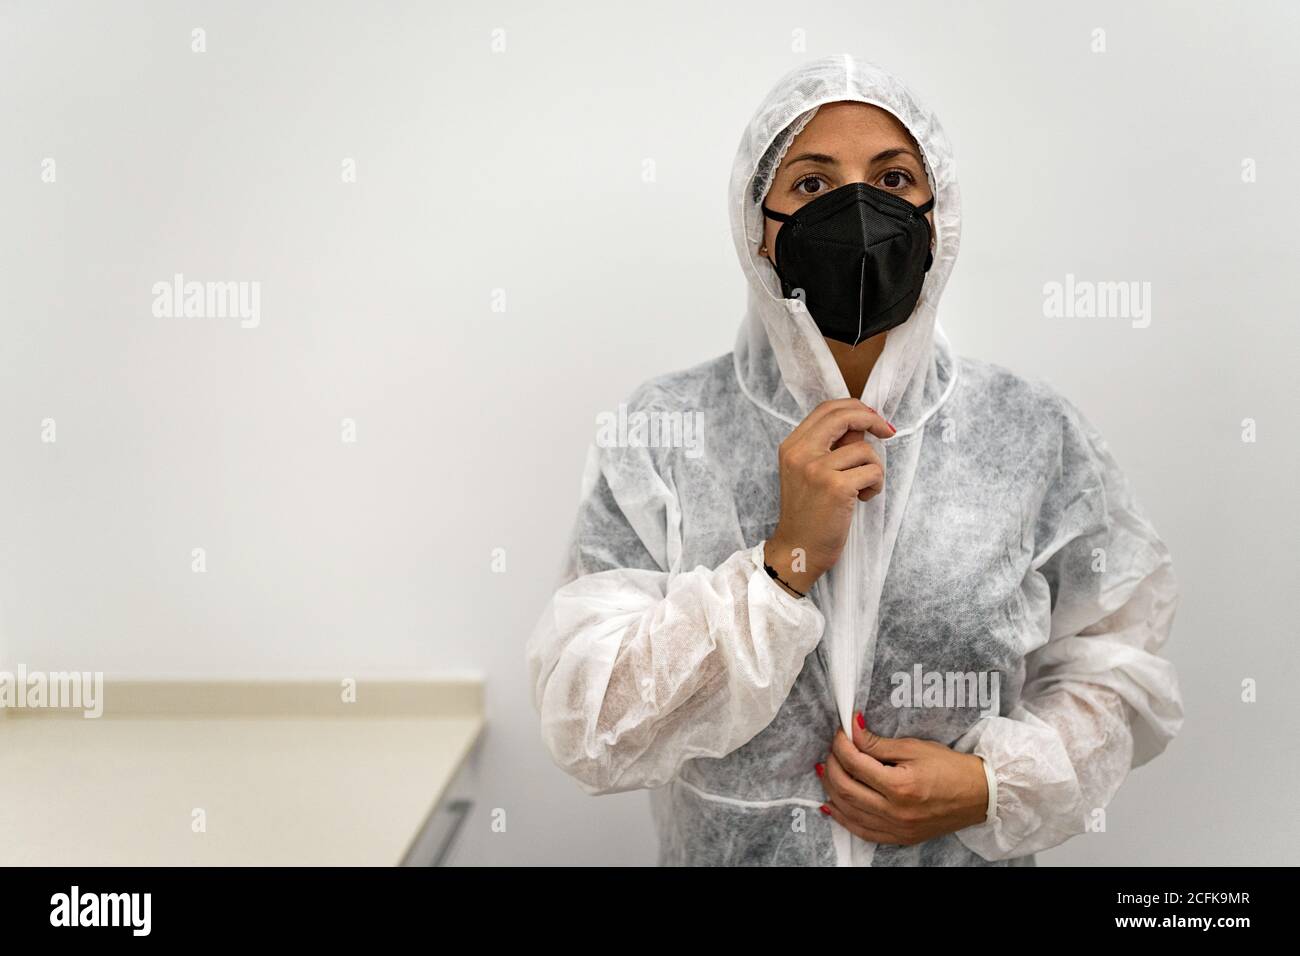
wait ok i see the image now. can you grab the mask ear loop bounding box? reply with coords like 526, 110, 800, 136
912, 195, 936, 272
758, 207, 786, 289
915, 144, 940, 271
758, 204, 793, 284
910, 194, 936, 272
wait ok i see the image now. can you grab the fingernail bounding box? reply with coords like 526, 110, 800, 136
815, 762, 825, 778
819, 804, 832, 816
856, 712, 866, 730
886, 420, 897, 435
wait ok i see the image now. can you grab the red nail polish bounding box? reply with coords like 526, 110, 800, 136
819, 804, 832, 816
856, 712, 866, 730
886, 420, 897, 435
815, 762, 825, 778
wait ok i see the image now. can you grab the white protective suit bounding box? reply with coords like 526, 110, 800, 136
527, 55, 1183, 866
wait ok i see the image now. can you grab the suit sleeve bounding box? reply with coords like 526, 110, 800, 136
954, 395, 1184, 860
526, 416, 825, 795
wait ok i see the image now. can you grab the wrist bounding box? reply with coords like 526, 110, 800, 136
965, 753, 995, 827
764, 534, 826, 595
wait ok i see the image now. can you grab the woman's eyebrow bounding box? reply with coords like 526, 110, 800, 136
784, 151, 839, 167
871, 147, 924, 166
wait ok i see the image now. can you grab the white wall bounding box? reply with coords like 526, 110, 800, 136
2, 0, 1295, 865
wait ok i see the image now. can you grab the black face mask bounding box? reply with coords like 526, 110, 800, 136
761, 182, 935, 347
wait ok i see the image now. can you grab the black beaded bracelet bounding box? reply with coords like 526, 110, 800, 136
763, 562, 807, 598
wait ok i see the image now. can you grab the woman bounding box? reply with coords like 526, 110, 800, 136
527, 55, 1183, 866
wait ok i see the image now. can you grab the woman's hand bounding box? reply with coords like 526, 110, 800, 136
816, 713, 989, 845
764, 399, 894, 596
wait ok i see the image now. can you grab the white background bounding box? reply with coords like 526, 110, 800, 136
2, 0, 1296, 865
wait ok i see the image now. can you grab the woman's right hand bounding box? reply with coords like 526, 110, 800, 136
763, 399, 895, 597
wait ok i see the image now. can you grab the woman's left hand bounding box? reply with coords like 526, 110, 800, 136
816, 714, 989, 845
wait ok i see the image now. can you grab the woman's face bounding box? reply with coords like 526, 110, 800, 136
760, 101, 935, 264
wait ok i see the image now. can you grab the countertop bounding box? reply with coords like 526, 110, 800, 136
0, 678, 484, 866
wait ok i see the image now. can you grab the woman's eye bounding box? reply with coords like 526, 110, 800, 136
880, 169, 914, 190
794, 175, 828, 196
